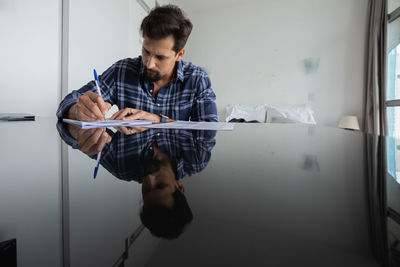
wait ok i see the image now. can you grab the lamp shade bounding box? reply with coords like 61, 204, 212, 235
338, 115, 360, 130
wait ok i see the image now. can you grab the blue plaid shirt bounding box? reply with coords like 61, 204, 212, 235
57, 56, 218, 121
56, 122, 216, 182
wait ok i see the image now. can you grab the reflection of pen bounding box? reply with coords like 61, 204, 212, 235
94, 151, 101, 179
93, 69, 102, 179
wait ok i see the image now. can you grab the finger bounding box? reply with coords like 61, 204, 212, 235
80, 132, 102, 154
110, 110, 124, 120
131, 126, 149, 133
77, 128, 98, 145
125, 126, 149, 134
94, 132, 110, 153
104, 102, 112, 115
115, 108, 137, 120
123, 111, 144, 121
110, 109, 129, 120
84, 145, 98, 156
79, 94, 104, 120
79, 128, 104, 152
114, 126, 131, 135
76, 102, 98, 121
86, 91, 109, 115
122, 110, 158, 122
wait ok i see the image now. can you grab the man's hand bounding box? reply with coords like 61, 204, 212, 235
114, 126, 149, 135
76, 128, 112, 156
110, 108, 161, 123
67, 91, 111, 121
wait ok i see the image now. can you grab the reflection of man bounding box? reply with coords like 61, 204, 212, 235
57, 123, 216, 239
141, 143, 194, 239
57, 5, 218, 123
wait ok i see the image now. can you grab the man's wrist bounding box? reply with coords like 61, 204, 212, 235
159, 114, 174, 123
160, 114, 168, 123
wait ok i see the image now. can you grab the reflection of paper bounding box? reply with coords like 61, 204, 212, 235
143, 121, 234, 131
63, 119, 152, 129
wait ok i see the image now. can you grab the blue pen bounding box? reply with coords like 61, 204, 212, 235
93, 68, 103, 179
93, 69, 103, 98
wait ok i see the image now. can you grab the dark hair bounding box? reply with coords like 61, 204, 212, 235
140, 189, 193, 239
140, 5, 193, 53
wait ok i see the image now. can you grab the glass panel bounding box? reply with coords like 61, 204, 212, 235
386, 16, 400, 104
388, 107, 400, 138
387, 136, 400, 184
388, 16, 400, 53
388, 0, 400, 14
386, 45, 400, 102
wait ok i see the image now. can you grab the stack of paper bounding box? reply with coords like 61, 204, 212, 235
63, 119, 152, 129
62, 119, 234, 131
143, 121, 234, 131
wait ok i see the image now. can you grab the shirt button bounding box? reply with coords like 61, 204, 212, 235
157, 133, 160, 136
157, 104, 160, 106
149, 147, 152, 150
150, 90, 153, 93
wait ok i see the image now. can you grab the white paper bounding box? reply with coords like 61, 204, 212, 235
63, 119, 152, 129
142, 121, 234, 131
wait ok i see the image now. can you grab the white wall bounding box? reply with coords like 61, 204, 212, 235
0, 0, 61, 117
66, 0, 147, 94
173, 0, 368, 127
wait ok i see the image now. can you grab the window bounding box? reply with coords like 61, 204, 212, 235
386, 2, 400, 182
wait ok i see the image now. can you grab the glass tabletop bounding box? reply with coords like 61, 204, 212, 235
0, 117, 398, 266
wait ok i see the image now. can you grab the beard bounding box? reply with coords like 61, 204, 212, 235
143, 156, 178, 178
144, 157, 162, 176
144, 67, 162, 83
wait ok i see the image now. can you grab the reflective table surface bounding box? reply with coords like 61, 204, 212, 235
0, 117, 399, 267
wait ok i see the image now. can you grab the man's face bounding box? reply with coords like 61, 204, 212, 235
142, 157, 184, 208
141, 35, 184, 83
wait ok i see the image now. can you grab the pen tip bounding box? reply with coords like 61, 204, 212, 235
94, 167, 98, 179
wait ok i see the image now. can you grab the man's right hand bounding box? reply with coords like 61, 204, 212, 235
76, 128, 112, 156
66, 91, 111, 121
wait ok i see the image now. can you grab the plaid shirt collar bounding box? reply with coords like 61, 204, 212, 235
138, 56, 184, 83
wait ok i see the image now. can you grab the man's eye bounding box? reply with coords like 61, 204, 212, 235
156, 183, 167, 189
156, 56, 165, 60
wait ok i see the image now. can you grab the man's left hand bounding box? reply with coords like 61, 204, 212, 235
110, 108, 161, 123
114, 126, 149, 135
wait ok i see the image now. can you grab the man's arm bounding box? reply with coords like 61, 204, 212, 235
190, 71, 218, 122
57, 64, 117, 120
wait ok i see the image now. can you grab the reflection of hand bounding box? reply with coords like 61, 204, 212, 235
110, 108, 161, 123
76, 128, 112, 156
67, 91, 111, 121
114, 126, 149, 135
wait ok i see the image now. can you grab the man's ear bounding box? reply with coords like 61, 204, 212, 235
176, 48, 185, 62
176, 181, 185, 193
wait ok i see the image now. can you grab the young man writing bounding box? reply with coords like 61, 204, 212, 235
57, 5, 218, 123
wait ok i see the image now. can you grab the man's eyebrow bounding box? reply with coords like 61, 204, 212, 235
143, 46, 168, 58
143, 183, 168, 196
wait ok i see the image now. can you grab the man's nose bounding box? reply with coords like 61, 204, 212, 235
146, 56, 156, 69
146, 174, 157, 187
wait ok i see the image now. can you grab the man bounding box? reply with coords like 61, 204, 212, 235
57, 5, 218, 123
